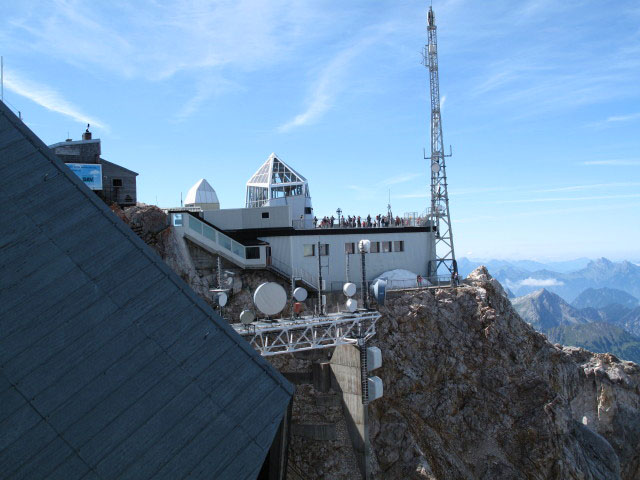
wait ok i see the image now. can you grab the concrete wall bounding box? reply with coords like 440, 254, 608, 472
330, 344, 369, 479
260, 230, 434, 289
204, 205, 291, 230
266, 194, 314, 228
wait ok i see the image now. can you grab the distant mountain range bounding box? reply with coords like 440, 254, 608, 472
511, 287, 640, 364
546, 323, 640, 365
459, 257, 640, 302
572, 287, 639, 309
458, 257, 593, 275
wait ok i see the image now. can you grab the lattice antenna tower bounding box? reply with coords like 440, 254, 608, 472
424, 6, 457, 279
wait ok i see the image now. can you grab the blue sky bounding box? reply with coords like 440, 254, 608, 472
2, 0, 639, 261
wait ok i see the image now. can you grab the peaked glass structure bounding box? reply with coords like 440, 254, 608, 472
246, 153, 310, 208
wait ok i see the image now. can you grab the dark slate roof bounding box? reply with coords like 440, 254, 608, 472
0, 101, 293, 480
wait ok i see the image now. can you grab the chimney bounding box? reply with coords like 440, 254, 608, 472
82, 123, 92, 140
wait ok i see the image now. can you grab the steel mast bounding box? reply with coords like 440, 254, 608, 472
425, 6, 457, 281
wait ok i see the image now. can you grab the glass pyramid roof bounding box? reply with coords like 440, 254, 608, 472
247, 153, 306, 186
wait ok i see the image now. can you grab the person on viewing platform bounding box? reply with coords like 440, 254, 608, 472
313, 216, 318, 228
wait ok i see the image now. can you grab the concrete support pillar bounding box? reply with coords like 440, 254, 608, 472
330, 344, 370, 479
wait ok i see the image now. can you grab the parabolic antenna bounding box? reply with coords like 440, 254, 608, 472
358, 239, 370, 254
346, 298, 358, 312
293, 287, 308, 301
253, 282, 287, 316
431, 163, 440, 173
343, 282, 356, 297
370, 278, 387, 306
240, 309, 255, 325
217, 292, 228, 307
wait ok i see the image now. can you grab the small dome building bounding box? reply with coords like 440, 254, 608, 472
184, 178, 220, 211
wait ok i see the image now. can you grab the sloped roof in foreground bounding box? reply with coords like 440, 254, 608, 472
0, 101, 293, 480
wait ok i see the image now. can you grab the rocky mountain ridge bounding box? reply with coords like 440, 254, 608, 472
367, 268, 639, 479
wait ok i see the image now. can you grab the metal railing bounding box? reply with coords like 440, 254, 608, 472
268, 257, 318, 290
232, 310, 380, 356
175, 212, 264, 265
384, 274, 456, 290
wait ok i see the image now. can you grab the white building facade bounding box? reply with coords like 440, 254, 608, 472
172, 154, 435, 290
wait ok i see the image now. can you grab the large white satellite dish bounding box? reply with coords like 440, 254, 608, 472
253, 282, 287, 316
343, 282, 356, 297
240, 309, 255, 325
431, 163, 440, 173
293, 287, 308, 301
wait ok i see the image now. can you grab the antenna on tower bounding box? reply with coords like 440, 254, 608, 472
423, 6, 458, 282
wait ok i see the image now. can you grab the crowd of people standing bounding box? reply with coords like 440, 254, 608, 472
313, 214, 422, 228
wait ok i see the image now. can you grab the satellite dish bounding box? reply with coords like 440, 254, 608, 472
293, 287, 308, 301
240, 309, 255, 325
346, 298, 357, 312
358, 239, 370, 253
217, 292, 228, 307
343, 282, 356, 297
431, 163, 440, 173
370, 278, 387, 306
253, 282, 287, 316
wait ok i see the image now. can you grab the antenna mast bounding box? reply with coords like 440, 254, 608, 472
424, 6, 457, 280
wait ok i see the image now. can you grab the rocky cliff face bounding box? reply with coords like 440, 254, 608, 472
368, 267, 640, 480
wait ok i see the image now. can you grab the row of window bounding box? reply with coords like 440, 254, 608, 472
304, 241, 405, 256
304, 244, 329, 257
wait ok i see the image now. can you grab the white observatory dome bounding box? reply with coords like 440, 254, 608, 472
184, 178, 220, 210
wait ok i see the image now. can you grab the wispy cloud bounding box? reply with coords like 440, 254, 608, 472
278, 24, 393, 132
4, 69, 107, 130
378, 173, 422, 186
5, 0, 329, 118
582, 159, 640, 166
605, 112, 640, 123
519, 277, 564, 287
496, 193, 640, 204
440, 94, 446, 110
532, 182, 640, 193
176, 75, 240, 121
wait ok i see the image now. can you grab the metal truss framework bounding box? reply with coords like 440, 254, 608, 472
232, 311, 380, 356
424, 6, 457, 279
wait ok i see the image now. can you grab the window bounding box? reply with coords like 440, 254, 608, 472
173, 214, 183, 227
304, 244, 315, 257
370, 242, 380, 253
112, 178, 123, 187
261, 212, 270, 219
319, 244, 329, 256
393, 240, 404, 252
304, 207, 312, 214
382, 241, 392, 253
245, 247, 260, 259
345, 242, 355, 254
